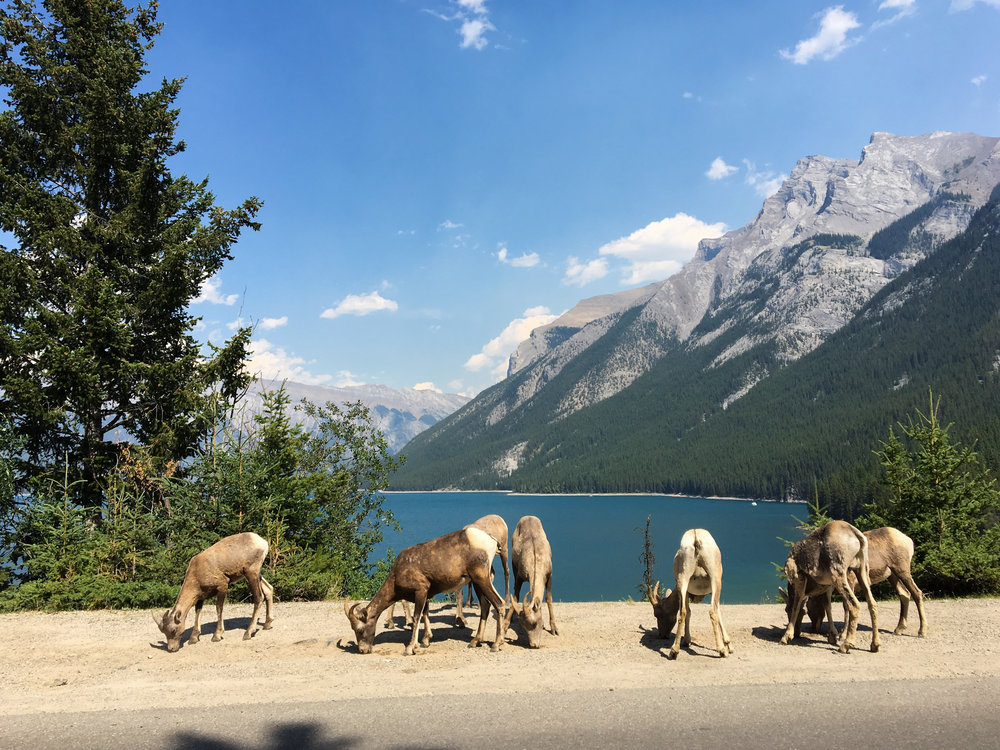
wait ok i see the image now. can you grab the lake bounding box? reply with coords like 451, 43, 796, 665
372, 491, 803, 604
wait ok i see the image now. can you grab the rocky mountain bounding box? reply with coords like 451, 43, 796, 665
247, 379, 469, 454
394, 131, 1000, 493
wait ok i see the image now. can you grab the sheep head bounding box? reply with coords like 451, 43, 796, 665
646, 581, 680, 639
344, 600, 376, 654
153, 609, 185, 653
516, 591, 544, 648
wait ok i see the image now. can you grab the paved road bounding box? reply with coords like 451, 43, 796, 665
7, 675, 998, 749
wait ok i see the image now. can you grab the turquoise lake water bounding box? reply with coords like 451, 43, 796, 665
372, 491, 803, 604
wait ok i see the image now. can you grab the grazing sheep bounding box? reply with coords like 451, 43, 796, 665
646, 528, 732, 659
780, 520, 880, 654
344, 527, 505, 655
502, 515, 558, 648
383, 514, 510, 632
803, 526, 927, 637
153, 532, 274, 653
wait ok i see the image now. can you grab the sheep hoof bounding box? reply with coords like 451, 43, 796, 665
188, 634, 200, 645
870, 643, 880, 653
262, 621, 273, 630
212, 634, 223, 643
666, 649, 679, 660
779, 634, 792, 645
242, 631, 253, 641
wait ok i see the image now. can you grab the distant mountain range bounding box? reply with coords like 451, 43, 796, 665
248, 379, 469, 454
392, 131, 1000, 515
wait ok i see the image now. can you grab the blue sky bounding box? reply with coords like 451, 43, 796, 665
142, 1, 1000, 396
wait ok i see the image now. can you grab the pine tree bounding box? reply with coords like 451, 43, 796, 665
861, 392, 1000, 595
0, 0, 261, 505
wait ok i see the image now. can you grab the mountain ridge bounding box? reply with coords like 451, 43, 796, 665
393, 131, 1000, 502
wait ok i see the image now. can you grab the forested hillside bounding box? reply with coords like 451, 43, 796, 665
394, 187, 1000, 517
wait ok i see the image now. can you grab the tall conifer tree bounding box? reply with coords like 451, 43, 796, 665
0, 0, 261, 505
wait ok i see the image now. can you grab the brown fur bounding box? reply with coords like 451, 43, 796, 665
502, 516, 558, 648
780, 520, 880, 654
153, 532, 274, 653
345, 527, 505, 655
802, 527, 927, 637
647, 528, 732, 659
382, 514, 511, 632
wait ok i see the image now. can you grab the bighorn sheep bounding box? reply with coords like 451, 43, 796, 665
502, 515, 558, 648
153, 532, 274, 653
344, 527, 505, 655
646, 528, 732, 659
382, 514, 510, 631
456, 514, 510, 627
802, 526, 927, 637
780, 520, 880, 653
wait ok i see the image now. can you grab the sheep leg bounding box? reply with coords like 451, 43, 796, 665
836, 575, 861, 654
892, 571, 926, 637
419, 605, 432, 647
469, 575, 505, 652
857, 562, 880, 653
211, 587, 228, 642
189, 601, 204, 644
455, 584, 467, 628
668, 581, 689, 660
825, 592, 840, 645
709, 577, 731, 657
468, 583, 490, 648
405, 595, 428, 655
244, 571, 264, 640
544, 572, 558, 636
260, 575, 274, 630
780, 579, 808, 645
383, 601, 396, 629
501, 578, 524, 635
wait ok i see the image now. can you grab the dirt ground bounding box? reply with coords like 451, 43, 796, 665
1, 596, 998, 717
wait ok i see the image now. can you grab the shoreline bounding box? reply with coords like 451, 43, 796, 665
384, 489, 803, 504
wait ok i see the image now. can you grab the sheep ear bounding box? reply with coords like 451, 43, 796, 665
172, 610, 182, 625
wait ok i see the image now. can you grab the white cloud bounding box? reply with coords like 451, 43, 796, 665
245, 339, 332, 386
333, 370, 366, 387
321, 291, 399, 319
464, 306, 560, 380
743, 159, 788, 199
260, 316, 288, 330
425, 1, 495, 50
874, 0, 916, 27
706, 157, 739, 180
413, 381, 442, 393
498, 245, 540, 268
460, 18, 494, 50
972, 75, 988, 86
193, 276, 239, 306
564, 256, 609, 286
439, 219, 463, 230
598, 213, 728, 285
780, 6, 861, 65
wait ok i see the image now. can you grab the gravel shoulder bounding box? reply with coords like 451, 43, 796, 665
1, 597, 998, 716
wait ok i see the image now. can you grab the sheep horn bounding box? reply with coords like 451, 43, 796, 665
646, 580, 661, 605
